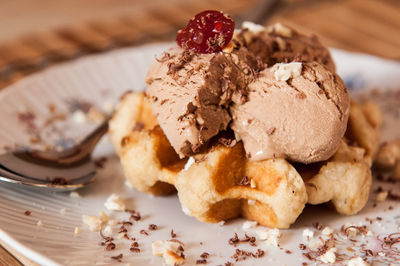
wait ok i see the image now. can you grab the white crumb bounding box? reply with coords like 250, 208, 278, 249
242, 221, 258, 230
242, 21, 265, 33
98, 211, 109, 224
347, 257, 369, 266
72, 110, 87, 124
125, 180, 134, 189
108, 219, 118, 226
74, 227, 81, 235
183, 157, 195, 171
318, 247, 336, 263
82, 215, 102, 232
152, 240, 184, 265
256, 228, 281, 247
248, 199, 256, 205
272, 62, 302, 82
303, 228, 314, 239
268, 23, 292, 37
69, 191, 81, 198
104, 193, 126, 211
181, 204, 191, 215
321, 226, 333, 236
375, 191, 388, 202
218, 221, 225, 226
103, 225, 113, 236
250, 179, 256, 188
36, 220, 43, 227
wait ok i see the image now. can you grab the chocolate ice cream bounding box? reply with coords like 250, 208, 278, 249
146, 46, 262, 158
145, 19, 349, 164
240, 22, 336, 72
231, 61, 350, 163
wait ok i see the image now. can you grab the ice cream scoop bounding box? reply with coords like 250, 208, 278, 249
230, 61, 350, 163
146, 46, 262, 158
240, 22, 336, 73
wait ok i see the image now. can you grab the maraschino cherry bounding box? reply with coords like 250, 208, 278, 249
176, 10, 235, 54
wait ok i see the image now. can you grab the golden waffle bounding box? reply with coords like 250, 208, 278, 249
109, 92, 381, 228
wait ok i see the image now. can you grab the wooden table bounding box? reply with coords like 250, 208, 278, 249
1, 0, 399, 264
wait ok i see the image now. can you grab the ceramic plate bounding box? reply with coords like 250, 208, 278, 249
0, 43, 400, 266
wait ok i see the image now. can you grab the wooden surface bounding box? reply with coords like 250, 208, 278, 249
0, 0, 399, 264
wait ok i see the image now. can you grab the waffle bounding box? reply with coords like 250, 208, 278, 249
109, 92, 381, 228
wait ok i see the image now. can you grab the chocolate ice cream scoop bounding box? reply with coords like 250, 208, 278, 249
146, 46, 262, 158
230, 61, 350, 164
240, 22, 336, 72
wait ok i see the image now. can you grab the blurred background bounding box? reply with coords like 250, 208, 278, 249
0, 0, 399, 87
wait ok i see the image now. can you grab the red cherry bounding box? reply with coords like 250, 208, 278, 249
176, 10, 235, 54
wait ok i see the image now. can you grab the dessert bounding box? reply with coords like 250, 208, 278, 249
109, 10, 382, 228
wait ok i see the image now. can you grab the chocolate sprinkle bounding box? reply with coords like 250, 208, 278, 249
140, 229, 148, 236
148, 224, 157, 230
111, 253, 123, 262
24, 210, 31, 216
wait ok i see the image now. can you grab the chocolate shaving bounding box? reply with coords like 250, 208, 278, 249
302, 236, 335, 260
132, 122, 144, 131
111, 253, 123, 262
218, 137, 237, 148
312, 222, 323, 230
127, 210, 141, 221
24, 211, 31, 216
167, 49, 195, 75
106, 242, 116, 251
266, 127, 276, 135
130, 247, 140, 253
148, 224, 157, 230
238, 176, 250, 186
200, 252, 209, 258
228, 233, 257, 246
171, 229, 176, 238
196, 259, 207, 264
100, 230, 114, 243
94, 157, 107, 168
299, 244, 306, 250
382, 233, 400, 248
140, 229, 148, 236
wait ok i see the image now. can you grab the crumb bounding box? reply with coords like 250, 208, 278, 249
69, 191, 81, 198
103, 225, 113, 236
303, 229, 314, 239
74, 227, 81, 235
242, 221, 258, 230
321, 226, 333, 236
108, 219, 118, 226
248, 199, 256, 205
98, 211, 109, 224
36, 220, 43, 227
82, 215, 102, 232
255, 228, 281, 247
24, 210, 31, 216
318, 247, 336, 263
184, 157, 195, 171
375, 191, 388, 202
250, 179, 256, 188
104, 193, 126, 211
125, 180, 134, 189
152, 240, 184, 265
347, 256, 369, 266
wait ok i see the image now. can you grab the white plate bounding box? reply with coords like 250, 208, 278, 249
0, 43, 400, 266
